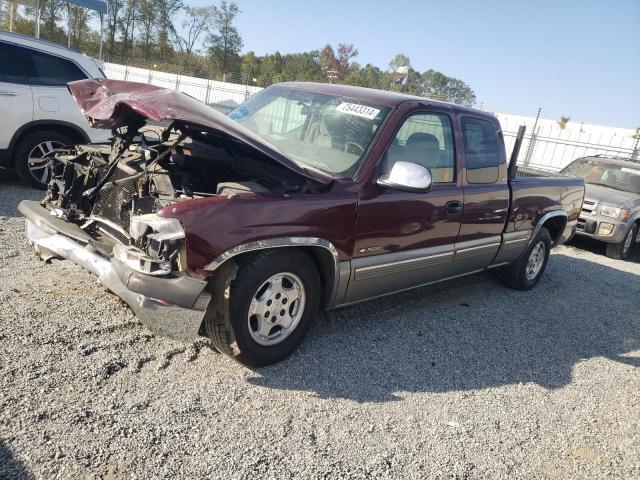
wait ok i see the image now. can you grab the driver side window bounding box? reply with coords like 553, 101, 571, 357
382, 113, 455, 183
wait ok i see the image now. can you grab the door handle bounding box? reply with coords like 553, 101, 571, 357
0, 91, 18, 96
445, 200, 462, 215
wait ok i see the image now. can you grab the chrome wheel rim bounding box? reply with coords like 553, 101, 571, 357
248, 272, 306, 346
525, 241, 546, 281
27, 141, 64, 184
622, 228, 634, 255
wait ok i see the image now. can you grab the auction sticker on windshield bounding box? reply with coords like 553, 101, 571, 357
336, 102, 381, 120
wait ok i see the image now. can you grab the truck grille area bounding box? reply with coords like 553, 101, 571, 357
581, 200, 596, 215
577, 218, 597, 234
91, 167, 137, 241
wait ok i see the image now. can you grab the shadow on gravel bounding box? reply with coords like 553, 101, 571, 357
0, 171, 41, 218
567, 235, 640, 264
0, 441, 31, 480
250, 254, 640, 402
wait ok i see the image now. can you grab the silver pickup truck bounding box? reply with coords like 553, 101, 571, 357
559, 155, 640, 260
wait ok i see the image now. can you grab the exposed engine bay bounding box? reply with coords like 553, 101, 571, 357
43, 121, 316, 273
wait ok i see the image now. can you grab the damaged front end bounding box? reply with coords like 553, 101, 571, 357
20, 78, 328, 341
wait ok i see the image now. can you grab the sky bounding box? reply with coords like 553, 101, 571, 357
191, 0, 640, 128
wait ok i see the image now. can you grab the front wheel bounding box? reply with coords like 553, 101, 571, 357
605, 223, 637, 260
205, 250, 321, 367
502, 228, 552, 291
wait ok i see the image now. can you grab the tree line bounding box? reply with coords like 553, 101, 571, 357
1, 0, 476, 106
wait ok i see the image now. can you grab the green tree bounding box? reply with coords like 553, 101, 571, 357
105, 0, 126, 59
39, 0, 66, 43
558, 116, 571, 129
156, 0, 181, 61
207, 1, 243, 74
389, 53, 410, 72
137, 0, 157, 60
69, 5, 94, 52
420, 69, 476, 106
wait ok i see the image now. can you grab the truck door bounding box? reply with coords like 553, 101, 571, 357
453, 115, 509, 273
0, 42, 33, 151
345, 110, 463, 304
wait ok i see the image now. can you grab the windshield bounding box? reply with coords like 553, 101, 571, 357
228, 86, 391, 178
561, 158, 640, 194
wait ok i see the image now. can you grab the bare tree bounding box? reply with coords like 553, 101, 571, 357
175, 5, 215, 68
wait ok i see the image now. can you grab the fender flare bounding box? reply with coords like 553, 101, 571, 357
204, 237, 342, 308
531, 210, 568, 245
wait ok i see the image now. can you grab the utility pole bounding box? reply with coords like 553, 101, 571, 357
35, 0, 40, 38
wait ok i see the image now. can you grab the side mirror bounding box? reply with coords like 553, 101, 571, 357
377, 161, 433, 192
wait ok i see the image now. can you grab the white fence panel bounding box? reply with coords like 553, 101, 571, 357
102, 62, 639, 170
103, 62, 263, 112
497, 113, 637, 172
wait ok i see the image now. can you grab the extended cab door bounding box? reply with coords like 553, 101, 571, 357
0, 41, 33, 150
345, 109, 464, 304
452, 115, 509, 273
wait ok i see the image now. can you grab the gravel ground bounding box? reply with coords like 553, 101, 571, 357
1, 175, 639, 479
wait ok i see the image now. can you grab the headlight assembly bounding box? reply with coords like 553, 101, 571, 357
599, 205, 627, 219
127, 214, 186, 273
130, 214, 184, 241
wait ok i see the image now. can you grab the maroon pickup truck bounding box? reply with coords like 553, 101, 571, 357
19, 79, 584, 366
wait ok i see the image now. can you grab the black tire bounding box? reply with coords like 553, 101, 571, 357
14, 131, 73, 189
502, 228, 552, 291
605, 223, 637, 260
205, 250, 321, 367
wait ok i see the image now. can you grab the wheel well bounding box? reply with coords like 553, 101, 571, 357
222, 246, 337, 310
8, 123, 88, 164
541, 216, 567, 244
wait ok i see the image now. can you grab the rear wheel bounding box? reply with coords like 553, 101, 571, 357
205, 250, 320, 367
605, 224, 637, 260
502, 228, 552, 291
14, 131, 72, 189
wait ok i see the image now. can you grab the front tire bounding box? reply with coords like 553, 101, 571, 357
502, 228, 552, 291
205, 250, 321, 367
14, 131, 72, 189
605, 223, 637, 260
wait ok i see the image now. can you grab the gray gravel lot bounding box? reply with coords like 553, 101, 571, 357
1, 174, 639, 479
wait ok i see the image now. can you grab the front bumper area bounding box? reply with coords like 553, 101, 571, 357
575, 215, 629, 244
22, 211, 211, 342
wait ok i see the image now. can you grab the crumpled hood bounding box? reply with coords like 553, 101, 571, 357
584, 184, 640, 209
67, 78, 333, 185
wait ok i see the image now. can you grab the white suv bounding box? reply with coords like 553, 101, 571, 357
0, 31, 110, 188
